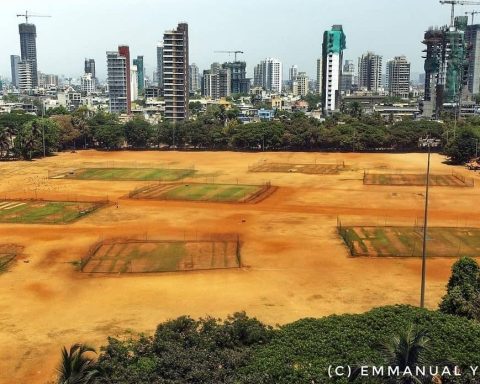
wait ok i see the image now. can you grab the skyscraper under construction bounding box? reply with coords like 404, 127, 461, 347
422, 16, 469, 119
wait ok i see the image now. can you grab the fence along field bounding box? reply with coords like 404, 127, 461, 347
249, 160, 347, 175
337, 221, 480, 257
0, 199, 107, 224
49, 167, 196, 181
0, 244, 23, 273
128, 181, 275, 203
363, 170, 474, 187
81, 236, 241, 274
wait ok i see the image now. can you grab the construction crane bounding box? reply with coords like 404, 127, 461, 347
16, 10, 51, 24
466, 10, 480, 24
440, 1, 480, 26
214, 50, 244, 62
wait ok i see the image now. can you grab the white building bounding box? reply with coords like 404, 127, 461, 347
131, 64, 138, 102
254, 58, 282, 93
386, 56, 411, 98
316, 58, 322, 96
358, 52, 382, 92
297, 72, 309, 96
189, 63, 200, 93
322, 25, 346, 115
18, 61, 33, 92
81, 73, 96, 95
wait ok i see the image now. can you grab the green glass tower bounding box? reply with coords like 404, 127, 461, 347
133, 55, 144, 94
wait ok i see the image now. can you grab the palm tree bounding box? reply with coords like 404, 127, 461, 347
377, 325, 431, 384
350, 325, 433, 384
57, 344, 100, 384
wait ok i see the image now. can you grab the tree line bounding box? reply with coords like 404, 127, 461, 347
1, 105, 480, 163
55, 257, 480, 383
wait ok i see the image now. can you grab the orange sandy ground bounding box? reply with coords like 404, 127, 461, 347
0, 150, 479, 384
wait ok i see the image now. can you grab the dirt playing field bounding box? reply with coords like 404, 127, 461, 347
1, 150, 480, 383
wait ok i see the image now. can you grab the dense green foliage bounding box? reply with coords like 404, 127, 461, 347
1, 108, 479, 162
440, 257, 480, 320
60, 305, 480, 384
94, 312, 272, 384
241, 305, 480, 383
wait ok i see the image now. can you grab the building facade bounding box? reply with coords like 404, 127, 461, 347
84, 58, 96, 78
163, 23, 189, 121
81, 73, 96, 95
296, 72, 309, 96
341, 60, 355, 93
19, 23, 38, 88
466, 24, 480, 95
133, 56, 145, 94
316, 58, 322, 95
358, 52, 382, 92
222, 61, 250, 94
107, 45, 131, 114
18, 61, 33, 91
423, 17, 469, 118
157, 43, 164, 88
201, 64, 231, 100
254, 58, 282, 93
10, 55, 20, 88
322, 25, 346, 115
386, 56, 411, 98
189, 63, 200, 93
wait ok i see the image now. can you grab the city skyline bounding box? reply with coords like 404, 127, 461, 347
0, 0, 465, 81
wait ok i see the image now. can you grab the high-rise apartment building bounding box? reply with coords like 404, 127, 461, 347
289, 65, 298, 83
322, 25, 346, 115
81, 73, 96, 95
316, 58, 322, 95
18, 61, 33, 91
10, 55, 20, 88
133, 56, 145, 94
358, 52, 382, 92
84, 59, 96, 78
423, 16, 469, 118
222, 61, 250, 94
19, 23, 38, 88
156, 43, 164, 88
189, 63, 200, 93
254, 58, 282, 93
296, 72, 309, 96
201, 64, 231, 99
131, 65, 138, 102
386, 56, 411, 98
341, 60, 355, 93
107, 45, 131, 114
466, 24, 480, 95
163, 23, 189, 121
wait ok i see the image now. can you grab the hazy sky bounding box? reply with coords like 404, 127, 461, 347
0, 0, 467, 82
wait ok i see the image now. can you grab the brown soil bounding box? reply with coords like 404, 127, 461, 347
0, 150, 478, 383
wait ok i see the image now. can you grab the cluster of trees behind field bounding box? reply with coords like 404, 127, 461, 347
1, 104, 480, 163
55, 257, 480, 383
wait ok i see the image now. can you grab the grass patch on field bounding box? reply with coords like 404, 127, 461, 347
57, 167, 196, 181
339, 226, 480, 257
130, 183, 268, 203
363, 173, 474, 187
0, 200, 103, 224
81, 239, 240, 274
